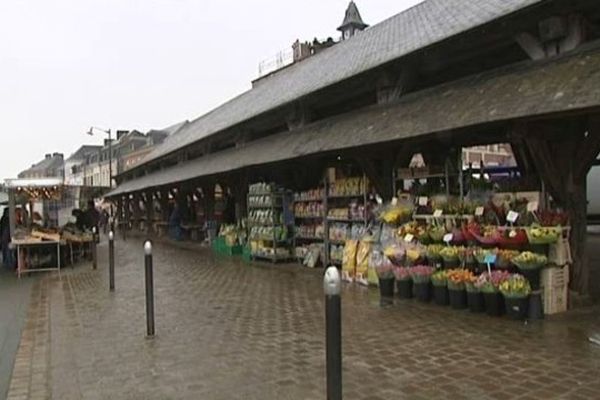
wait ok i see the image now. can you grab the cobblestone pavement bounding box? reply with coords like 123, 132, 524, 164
6, 237, 600, 400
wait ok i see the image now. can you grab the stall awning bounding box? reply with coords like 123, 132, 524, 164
4, 178, 64, 189
108, 46, 600, 197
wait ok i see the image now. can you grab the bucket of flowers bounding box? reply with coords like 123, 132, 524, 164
465, 274, 484, 313
375, 257, 396, 299
426, 244, 445, 267
393, 266, 412, 299
499, 273, 531, 320
384, 244, 406, 266
440, 246, 461, 269
446, 269, 472, 310
428, 225, 447, 243
475, 270, 511, 316
474, 248, 498, 274
431, 269, 449, 306
405, 244, 425, 267
511, 252, 547, 290
496, 249, 520, 271
409, 265, 434, 302
525, 224, 561, 245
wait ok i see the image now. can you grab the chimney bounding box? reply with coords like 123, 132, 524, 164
45, 153, 52, 159
292, 40, 311, 63
53, 152, 63, 159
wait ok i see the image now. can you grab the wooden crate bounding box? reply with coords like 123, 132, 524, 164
541, 264, 569, 314
548, 237, 572, 266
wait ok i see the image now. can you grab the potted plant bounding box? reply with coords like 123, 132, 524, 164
431, 269, 449, 306
393, 266, 412, 299
375, 258, 395, 299
465, 275, 484, 313
499, 274, 531, 320
409, 265, 434, 302
475, 270, 511, 316
440, 246, 460, 269
446, 269, 472, 310
511, 252, 547, 291
426, 244, 444, 268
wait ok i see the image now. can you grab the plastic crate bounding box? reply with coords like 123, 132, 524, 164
548, 238, 572, 266
541, 264, 569, 314
212, 237, 226, 253
220, 244, 243, 256
242, 246, 252, 262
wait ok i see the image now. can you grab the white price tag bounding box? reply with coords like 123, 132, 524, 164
404, 234, 414, 243
418, 196, 428, 206
391, 197, 398, 206
433, 209, 443, 218
506, 210, 519, 223
527, 201, 539, 212
475, 207, 484, 216
443, 233, 453, 243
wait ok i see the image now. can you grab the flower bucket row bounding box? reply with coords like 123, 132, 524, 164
377, 265, 533, 320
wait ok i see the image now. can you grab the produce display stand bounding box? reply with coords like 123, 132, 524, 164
247, 184, 294, 263
12, 238, 63, 278
293, 185, 326, 265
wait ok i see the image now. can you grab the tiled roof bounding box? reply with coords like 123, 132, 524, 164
108, 45, 600, 196
135, 0, 542, 169
338, 1, 368, 31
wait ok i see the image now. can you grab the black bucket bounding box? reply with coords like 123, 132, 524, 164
504, 296, 529, 320
518, 268, 541, 291
466, 291, 485, 313
448, 289, 468, 310
413, 282, 431, 302
379, 278, 395, 298
396, 280, 413, 299
483, 292, 505, 317
433, 285, 449, 306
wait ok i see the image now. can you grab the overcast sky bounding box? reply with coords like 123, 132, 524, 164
0, 0, 423, 179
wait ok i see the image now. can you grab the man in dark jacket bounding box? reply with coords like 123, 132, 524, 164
1, 208, 12, 268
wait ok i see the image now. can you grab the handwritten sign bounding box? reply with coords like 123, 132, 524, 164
506, 210, 519, 223
404, 234, 414, 243
443, 233, 453, 244
418, 196, 428, 206
433, 209, 443, 218
475, 207, 484, 216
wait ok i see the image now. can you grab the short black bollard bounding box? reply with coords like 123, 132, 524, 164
92, 227, 97, 270
109, 231, 115, 291
324, 266, 342, 400
144, 241, 155, 337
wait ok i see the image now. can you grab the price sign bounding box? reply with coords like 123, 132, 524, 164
404, 234, 414, 243
527, 201, 539, 212
433, 209, 443, 218
484, 254, 497, 265
506, 210, 519, 223
418, 196, 428, 206
391, 197, 398, 206
475, 207, 484, 216
376, 195, 383, 205
443, 233, 453, 244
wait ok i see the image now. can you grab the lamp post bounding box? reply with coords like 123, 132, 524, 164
87, 126, 113, 221
86, 126, 112, 189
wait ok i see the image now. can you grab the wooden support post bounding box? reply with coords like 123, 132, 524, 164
521, 116, 600, 296
145, 190, 155, 237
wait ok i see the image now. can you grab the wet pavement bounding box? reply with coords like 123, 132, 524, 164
0, 268, 34, 400
5, 237, 600, 400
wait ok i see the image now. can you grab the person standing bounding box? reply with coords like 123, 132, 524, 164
1, 208, 13, 269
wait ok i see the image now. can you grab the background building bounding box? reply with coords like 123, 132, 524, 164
17, 153, 64, 180
64, 145, 102, 186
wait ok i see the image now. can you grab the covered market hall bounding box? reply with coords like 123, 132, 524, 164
109, 0, 600, 308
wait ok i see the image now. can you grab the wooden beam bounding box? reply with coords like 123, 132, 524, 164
574, 115, 600, 180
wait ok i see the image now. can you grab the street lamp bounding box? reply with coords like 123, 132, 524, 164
87, 126, 114, 228
87, 126, 112, 189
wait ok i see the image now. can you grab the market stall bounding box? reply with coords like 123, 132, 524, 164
4, 178, 95, 277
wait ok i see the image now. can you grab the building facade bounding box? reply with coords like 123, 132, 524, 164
18, 153, 64, 180
64, 145, 102, 186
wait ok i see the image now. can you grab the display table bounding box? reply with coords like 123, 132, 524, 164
11, 238, 64, 278
181, 224, 204, 241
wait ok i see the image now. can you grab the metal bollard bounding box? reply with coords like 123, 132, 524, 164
144, 241, 155, 337
109, 231, 115, 291
92, 227, 97, 270
324, 266, 342, 400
